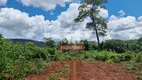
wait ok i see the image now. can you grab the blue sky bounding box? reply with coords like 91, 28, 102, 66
0, 0, 142, 41
1, 0, 142, 20
106, 0, 142, 18
0, 0, 70, 20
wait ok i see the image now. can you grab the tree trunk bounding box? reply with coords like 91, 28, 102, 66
94, 27, 101, 51
91, 4, 101, 51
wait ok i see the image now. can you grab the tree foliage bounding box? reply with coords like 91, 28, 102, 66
0, 34, 3, 40
102, 38, 142, 53
59, 38, 68, 44
44, 37, 55, 48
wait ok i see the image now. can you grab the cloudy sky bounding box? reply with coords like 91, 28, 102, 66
0, 0, 142, 42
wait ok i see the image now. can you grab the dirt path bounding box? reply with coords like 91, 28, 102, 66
26, 60, 136, 80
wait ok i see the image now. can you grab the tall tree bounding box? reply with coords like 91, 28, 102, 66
75, 0, 108, 50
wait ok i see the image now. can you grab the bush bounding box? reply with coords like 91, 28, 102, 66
0, 39, 51, 79
134, 53, 142, 63
102, 38, 142, 53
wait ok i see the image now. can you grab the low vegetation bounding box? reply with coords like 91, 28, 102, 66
0, 35, 142, 80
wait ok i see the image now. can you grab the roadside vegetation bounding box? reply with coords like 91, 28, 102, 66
0, 34, 142, 80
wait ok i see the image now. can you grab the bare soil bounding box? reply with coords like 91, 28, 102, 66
26, 61, 69, 80
26, 60, 136, 80
76, 60, 136, 80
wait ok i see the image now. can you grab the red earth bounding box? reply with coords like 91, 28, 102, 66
76, 60, 135, 80
26, 60, 136, 80
26, 61, 69, 80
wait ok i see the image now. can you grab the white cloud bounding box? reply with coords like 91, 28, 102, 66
17, 0, 80, 11
98, 7, 109, 18
0, 8, 50, 39
43, 3, 109, 42
0, 3, 109, 42
107, 15, 142, 40
1, 3, 141, 42
0, 0, 7, 6
118, 10, 125, 16
137, 16, 142, 25
108, 16, 137, 32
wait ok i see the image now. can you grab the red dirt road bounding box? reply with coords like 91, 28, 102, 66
26, 60, 136, 80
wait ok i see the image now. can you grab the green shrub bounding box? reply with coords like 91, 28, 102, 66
135, 53, 142, 63
0, 39, 51, 79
